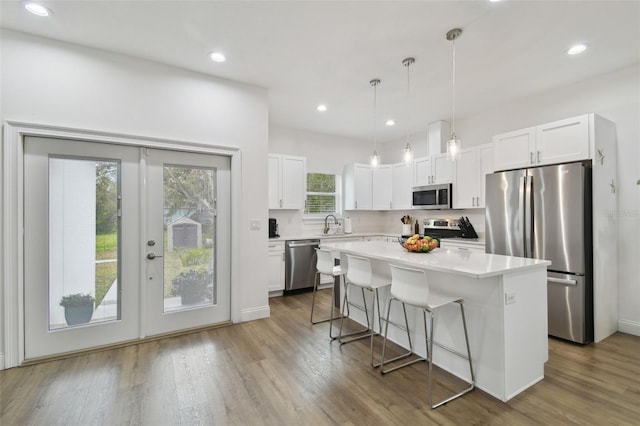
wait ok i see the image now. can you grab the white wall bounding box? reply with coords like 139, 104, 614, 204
382, 63, 640, 337
0, 30, 270, 362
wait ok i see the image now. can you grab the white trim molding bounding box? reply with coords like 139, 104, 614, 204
618, 320, 640, 337
2, 121, 242, 369
240, 305, 271, 323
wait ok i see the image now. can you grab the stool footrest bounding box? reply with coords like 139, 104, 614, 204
338, 328, 376, 345
381, 353, 426, 374
429, 340, 471, 362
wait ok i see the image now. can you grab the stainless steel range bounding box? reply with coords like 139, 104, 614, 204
423, 218, 462, 240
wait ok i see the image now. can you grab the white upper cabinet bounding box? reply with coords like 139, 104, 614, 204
478, 144, 494, 208
492, 127, 536, 171
268, 154, 307, 209
414, 156, 433, 186
344, 163, 372, 210
391, 162, 413, 210
536, 115, 590, 165
268, 154, 281, 209
372, 164, 392, 210
431, 153, 455, 184
493, 114, 590, 171
453, 144, 494, 209
454, 148, 479, 209
414, 154, 454, 186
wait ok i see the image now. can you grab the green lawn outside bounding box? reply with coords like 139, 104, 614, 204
94, 232, 211, 306
95, 233, 117, 306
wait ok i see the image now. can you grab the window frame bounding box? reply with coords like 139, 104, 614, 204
303, 172, 342, 219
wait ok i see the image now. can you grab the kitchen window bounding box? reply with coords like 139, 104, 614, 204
305, 173, 341, 216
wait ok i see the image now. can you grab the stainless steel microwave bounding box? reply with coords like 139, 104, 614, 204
412, 183, 452, 209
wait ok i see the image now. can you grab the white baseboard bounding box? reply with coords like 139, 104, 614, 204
618, 319, 640, 337
240, 305, 270, 322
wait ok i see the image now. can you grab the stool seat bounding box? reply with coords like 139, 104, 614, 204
381, 263, 475, 409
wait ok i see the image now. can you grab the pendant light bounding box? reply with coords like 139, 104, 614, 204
446, 28, 462, 161
370, 79, 381, 167
402, 57, 415, 164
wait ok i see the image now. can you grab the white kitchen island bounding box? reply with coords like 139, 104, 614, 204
320, 240, 551, 402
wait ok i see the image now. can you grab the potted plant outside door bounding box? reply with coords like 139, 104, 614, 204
60, 293, 95, 326
171, 269, 213, 305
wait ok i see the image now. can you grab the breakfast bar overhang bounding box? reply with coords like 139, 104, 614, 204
320, 240, 551, 402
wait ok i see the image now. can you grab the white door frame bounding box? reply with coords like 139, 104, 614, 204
2, 121, 242, 369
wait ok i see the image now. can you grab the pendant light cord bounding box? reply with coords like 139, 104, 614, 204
451, 38, 456, 137
405, 60, 411, 145
370, 79, 380, 165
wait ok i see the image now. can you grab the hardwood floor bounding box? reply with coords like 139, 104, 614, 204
2, 291, 639, 425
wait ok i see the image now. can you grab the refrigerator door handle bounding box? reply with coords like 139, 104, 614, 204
548, 277, 578, 286
518, 176, 526, 257
523, 175, 534, 258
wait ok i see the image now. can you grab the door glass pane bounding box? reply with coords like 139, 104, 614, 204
163, 165, 216, 312
49, 157, 120, 330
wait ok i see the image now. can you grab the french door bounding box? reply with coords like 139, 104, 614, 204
23, 137, 231, 360
144, 148, 231, 335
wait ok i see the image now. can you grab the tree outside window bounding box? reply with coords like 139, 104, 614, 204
306, 173, 340, 215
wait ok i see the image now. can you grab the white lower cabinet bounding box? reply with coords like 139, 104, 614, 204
439, 239, 485, 253
267, 240, 285, 293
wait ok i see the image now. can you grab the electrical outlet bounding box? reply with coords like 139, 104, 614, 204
505, 293, 516, 305
250, 219, 261, 230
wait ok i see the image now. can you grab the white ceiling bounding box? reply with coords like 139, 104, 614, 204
2, 1, 639, 142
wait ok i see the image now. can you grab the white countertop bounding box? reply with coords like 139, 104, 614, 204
271, 231, 485, 245
320, 240, 550, 279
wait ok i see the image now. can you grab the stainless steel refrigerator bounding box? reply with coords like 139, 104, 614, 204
485, 161, 593, 343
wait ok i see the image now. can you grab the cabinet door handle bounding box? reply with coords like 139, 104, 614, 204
537, 150, 541, 163
355, 201, 358, 209
530, 152, 534, 164
471, 197, 475, 207
280, 199, 283, 208
476, 197, 480, 206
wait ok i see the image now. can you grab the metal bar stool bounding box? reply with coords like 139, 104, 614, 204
381, 263, 475, 408
310, 248, 345, 339
337, 254, 390, 367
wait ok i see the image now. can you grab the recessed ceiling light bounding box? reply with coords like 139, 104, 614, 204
567, 44, 588, 55
316, 104, 327, 112
386, 120, 395, 126
23, 1, 52, 16
489, 0, 502, 3
209, 52, 226, 62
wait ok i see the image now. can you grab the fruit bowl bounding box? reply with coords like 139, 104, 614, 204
398, 235, 438, 253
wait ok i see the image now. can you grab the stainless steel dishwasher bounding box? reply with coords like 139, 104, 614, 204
284, 239, 320, 293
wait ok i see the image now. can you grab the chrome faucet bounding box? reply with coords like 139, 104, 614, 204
323, 214, 339, 234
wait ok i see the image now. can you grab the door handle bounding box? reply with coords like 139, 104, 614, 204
147, 252, 163, 260
548, 277, 577, 286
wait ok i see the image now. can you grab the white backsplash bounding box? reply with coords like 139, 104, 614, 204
269, 208, 485, 238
